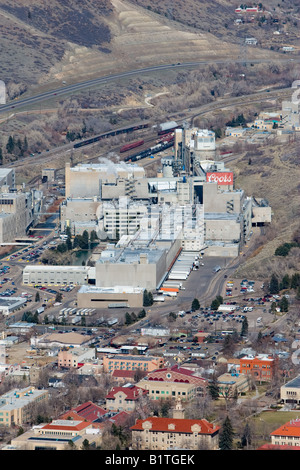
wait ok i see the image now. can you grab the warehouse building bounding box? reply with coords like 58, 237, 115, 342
77, 285, 144, 309
0, 297, 27, 316
22, 265, 91, 286
0, 191, 34, 243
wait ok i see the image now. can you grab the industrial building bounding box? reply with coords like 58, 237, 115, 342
0, 191, 34, 243
77, 285, 144, 309
22, 265, 90, 286
0, 168, 15, 190
21, 126, 273, 310
0, 297, 28, 316
65, 162, 146, 199
61, 153, 254, 253
174, 127, 217, 169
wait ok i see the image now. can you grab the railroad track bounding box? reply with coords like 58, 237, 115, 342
9, 85, 292, 184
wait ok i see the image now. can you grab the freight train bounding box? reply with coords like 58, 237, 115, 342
73, 123, 149, 149
73, 120, 177, 164
123, 140, 174, 162
120, 139, 144, 153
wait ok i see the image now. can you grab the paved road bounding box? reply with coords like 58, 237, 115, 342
1, 57, 297, 115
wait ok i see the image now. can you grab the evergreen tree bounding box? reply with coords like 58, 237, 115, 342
291, 273, 300, 289
125, 312, 132, 325
16, 138, 23, 156
191, 298, 200, 311
269, 274, 279, 294
90, 230, 98, 242
219, 415, 234, 450
279, 296, 289, 312
240, 316, 248, 336
208, 375, 220, 400
6, 135, 15, 154
211, 298, 220, 310
280, 274, 290, 290
0, 148, 3, 165
81, 230, 89, 249
23, 136, 28, 153
270, 301, 277, 315
81, 439, 90, 450
138, 308, 146, 319
143, 290, 153, 307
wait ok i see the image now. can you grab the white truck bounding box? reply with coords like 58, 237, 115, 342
217, 304, 236, 313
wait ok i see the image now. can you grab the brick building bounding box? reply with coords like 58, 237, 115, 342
239, 354, 278, 383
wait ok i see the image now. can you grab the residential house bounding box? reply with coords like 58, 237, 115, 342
105, 384, 148, 412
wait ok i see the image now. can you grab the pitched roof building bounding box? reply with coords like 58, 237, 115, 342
131, 401, 219, 450
137, 365, 207, 401
106, 384, 148, 412
270, 418, 300, 448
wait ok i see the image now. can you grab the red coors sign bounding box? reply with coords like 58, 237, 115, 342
206, 172, 233, 185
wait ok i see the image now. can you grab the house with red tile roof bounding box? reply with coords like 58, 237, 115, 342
258, 443, 300, 450
131, 411, 220, 450
60, 401, 107, 422
136, 365, 207, 401
106, 384, 148, 412
270, 418, 300, 448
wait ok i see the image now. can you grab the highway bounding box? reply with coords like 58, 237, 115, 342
0, 57, 297, 115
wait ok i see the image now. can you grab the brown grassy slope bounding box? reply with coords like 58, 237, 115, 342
0, 0, 285, 96
233, 136, 300, 280
129, 0, 300, 46
0, 0, 113, 90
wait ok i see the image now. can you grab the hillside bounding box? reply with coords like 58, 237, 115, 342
233, 137, 300, 280
0, 0, 286, 99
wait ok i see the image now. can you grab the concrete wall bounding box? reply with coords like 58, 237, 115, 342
77, 289, 144, 308
23, 266, 88, 285
96, 259, 159, 291
252, 206, 272, 224
203, 184, 244, 213
205, 218, 241, 243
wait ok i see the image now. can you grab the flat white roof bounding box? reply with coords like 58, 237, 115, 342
78, 285, 144, 294
23, 265, 88, 271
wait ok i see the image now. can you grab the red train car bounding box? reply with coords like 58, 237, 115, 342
120, 140, 144, 153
